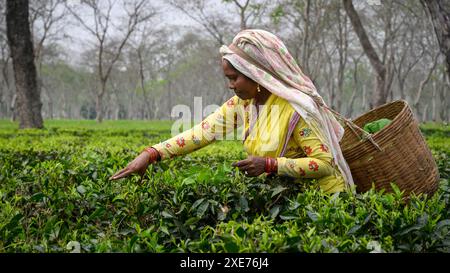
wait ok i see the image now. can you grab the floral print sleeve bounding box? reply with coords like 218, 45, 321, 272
277, 117, 335, 179
152, 96, 243, 160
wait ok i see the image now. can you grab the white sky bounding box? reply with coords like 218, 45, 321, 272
40, 0, 382, 65
55, 0, 204, 65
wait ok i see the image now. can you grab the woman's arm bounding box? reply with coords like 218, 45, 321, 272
110, 96, 243, 180
152, 96, 243, 160
276, 117, 335, 179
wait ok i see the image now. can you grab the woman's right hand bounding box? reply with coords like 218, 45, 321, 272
109, 151, 151, 181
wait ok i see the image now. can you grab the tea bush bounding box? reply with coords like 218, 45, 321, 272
0, 120, 448, 253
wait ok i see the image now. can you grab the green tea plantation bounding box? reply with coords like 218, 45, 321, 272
0, 120, 449, 253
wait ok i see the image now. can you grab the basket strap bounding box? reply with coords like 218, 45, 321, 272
322, 105, 383, 152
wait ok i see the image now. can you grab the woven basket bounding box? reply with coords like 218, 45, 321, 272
339, 100, 440, 196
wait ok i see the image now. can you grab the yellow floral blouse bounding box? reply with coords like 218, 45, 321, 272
152, 95, 345, 193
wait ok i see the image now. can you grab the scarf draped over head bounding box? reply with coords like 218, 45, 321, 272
219, 29, 354, 189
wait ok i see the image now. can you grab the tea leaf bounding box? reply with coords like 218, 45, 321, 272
161, 210, 174, 219
236, 227, 245, 238
224, 241, 239, 253
192, 198, 205, 210
271, 185, 287, 198
196, 201, 209, 218
307, 211, 319, 222
76, 185, 86, 195
270, 205, 281, 219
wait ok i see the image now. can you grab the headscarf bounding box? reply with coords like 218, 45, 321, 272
220, 29, 354, 189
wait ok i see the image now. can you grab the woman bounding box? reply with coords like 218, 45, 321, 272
110, 29, 354, 194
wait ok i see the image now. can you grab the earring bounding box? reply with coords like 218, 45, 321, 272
257, 84, 261, 93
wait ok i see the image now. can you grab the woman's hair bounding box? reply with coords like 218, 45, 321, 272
223, 58, 252, 81
223, 58, 237, 72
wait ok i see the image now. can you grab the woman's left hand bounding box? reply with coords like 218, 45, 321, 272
109, 151, 150, 181
232, 155, 266, 177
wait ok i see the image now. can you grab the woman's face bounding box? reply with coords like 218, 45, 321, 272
222, 59, 258, 100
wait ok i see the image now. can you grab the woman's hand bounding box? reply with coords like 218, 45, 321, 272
232, 155, 266, 177
109, 151, 151, 181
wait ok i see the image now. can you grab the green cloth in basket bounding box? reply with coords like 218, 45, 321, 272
363, 118, 392, 134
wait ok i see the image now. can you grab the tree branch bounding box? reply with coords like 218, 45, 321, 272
343, 0, 385, 77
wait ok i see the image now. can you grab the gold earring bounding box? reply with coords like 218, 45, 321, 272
257, 84, 261, 93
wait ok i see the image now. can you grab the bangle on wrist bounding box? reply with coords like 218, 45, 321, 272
143, 147, 160, 164
272, 158, 278, 173
265, 157, 278, 174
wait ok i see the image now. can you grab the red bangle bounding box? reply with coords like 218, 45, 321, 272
265, 157, 278, 174
272, 158, 278, 173
143, 147, 160, 165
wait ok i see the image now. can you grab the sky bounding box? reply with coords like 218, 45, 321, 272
52, 0, 202, 65
40, 0, 383, 66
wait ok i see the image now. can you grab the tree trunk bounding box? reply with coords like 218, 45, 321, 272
167, 77, 172, 120
1, 57, 13, 119
96, 81, 106, 123
95, 92, 104, 123
346, 56, 360, 118
48, 96, 54, 119
336, 6, 348, 113
421, 0, 450, 80
61, 92, 67, 119
442, 72, 450, 122
371, 74, 387, 108
346, 89, 357, 118
0, 89, 4, 118
343, 0, 387, 108
302, 0, 311, 75
152, 99, 160, 120
10, 93, 17, 122
422, 103, 429, 122
431, 81, 438, 122
362, 84, 368, 113
6, 0, 43, 128
413, 53, 439, 116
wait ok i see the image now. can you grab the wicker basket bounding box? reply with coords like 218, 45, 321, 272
339, 100, 440, 196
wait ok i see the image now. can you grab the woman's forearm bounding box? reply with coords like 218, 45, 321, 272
151, 96, 243, 160
151, 123, 216, 160
276, 157, 334, 179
